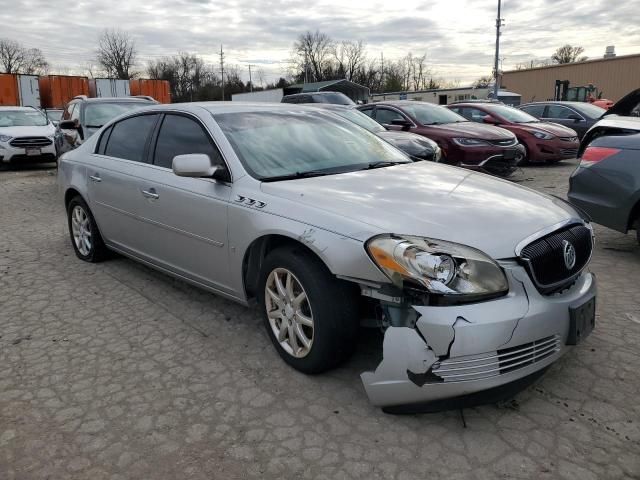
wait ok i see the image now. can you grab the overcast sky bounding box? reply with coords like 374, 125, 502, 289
1, 0, 638, 85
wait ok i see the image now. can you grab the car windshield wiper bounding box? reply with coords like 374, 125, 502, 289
363, 160, 409, 170
261, 170, 334, 182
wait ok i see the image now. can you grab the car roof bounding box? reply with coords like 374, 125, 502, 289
116, 101, 341, 116
77, 97, 155, 103
520, 101, 586, 107
369, 100, 438, 107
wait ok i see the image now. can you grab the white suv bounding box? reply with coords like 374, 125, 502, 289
0, 106, 57, 166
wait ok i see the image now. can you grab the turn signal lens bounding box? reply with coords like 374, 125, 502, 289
580, 146, 620, 166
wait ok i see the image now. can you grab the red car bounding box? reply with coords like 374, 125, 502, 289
358, 101, 522, 176
448, 103, 579, 163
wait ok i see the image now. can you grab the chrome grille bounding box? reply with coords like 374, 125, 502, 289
9, 136, 53, 148
488, 138, 517, 147
430, 336, 561, 382
520, 224, 592, 293
560, 136, 578, 142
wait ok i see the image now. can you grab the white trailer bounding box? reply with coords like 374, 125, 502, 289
89, 78, 131, 98
17, 75, 41, 108
232, 88, 283, 103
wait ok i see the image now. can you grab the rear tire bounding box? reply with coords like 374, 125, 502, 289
67, 196, 108, 262
257, 246, 359, 374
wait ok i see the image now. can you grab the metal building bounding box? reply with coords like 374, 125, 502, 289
501, 53, 640, 103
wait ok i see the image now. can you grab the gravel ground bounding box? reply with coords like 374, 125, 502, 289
1, 160, 639, 480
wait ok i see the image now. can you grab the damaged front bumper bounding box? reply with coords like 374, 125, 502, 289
361, 263, 596, 411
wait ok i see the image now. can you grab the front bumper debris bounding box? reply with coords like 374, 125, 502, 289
361, 263, 596, 411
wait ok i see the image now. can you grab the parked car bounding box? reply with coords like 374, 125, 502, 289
518, 101, 606, 139
358, 100, 523, 176
281, 91, 354, 105
0, 106, 57, 166
56, 96, 157, 154
310, 103, 441, 162
448, 103, 579, 163
44, 108, 63, 127
568, 90, 640, 243
59, 102, 596, 412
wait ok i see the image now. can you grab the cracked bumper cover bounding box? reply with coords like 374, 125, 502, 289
361, 264, 596, 409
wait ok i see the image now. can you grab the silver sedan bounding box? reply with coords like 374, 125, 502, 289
58, 102, 597, 412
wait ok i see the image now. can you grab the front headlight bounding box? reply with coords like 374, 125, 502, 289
452, 137, 490, 147
0, 134, 12, 142
366, 235, 508, 298
532, 130, 554, 140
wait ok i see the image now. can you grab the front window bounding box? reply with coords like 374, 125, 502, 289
84, 102, 149, 128
0, 109, 48, 127
486, 105, 540, 123
400, 104, 467, 125
214, 110, 410, 181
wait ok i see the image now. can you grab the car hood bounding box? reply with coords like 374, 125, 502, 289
604, 88, 640, 117
516, 122, 577, 137
377, 130, 438, 152
0, 124, 55, 138
260, 162, 579, 259
428, 122, 515, 140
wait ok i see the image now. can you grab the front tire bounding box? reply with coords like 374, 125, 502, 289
67, 196, 107, 262
258, 247, 358, 374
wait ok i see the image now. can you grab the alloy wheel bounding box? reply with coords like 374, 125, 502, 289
264, 268, 314, 358
70, 205, 92, 256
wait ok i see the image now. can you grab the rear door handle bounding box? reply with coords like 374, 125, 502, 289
142, 188, 159, 199
89, 174, 101, 183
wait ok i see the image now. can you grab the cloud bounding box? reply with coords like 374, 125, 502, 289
0, 0, 636, 84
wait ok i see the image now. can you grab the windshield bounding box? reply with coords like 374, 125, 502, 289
400, 103, 467, 125
46, 110, 63, 122
487, 105, 539, 123
334, 108, 386, 133
574, 103, 607, 118
214, 110, 410, 180
84, 102, 149, 127
315, 93, 355, 105
0, 109, 48, 127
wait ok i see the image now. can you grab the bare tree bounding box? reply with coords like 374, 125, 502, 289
22, 48, 48, 75
293, 30, 334, 82
473, 75, 493, 88
97, 29, 137, 79
552, 45, 587, 64
333, 40, 366, 81
256, 68, 266, 88
0, 39, 25, 73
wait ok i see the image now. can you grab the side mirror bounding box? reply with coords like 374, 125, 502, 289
483, 115, 499, 125
391, 118, 412, 127
172, 154, 228, 181
59, 120, 78, 130
568, 114, 582, 122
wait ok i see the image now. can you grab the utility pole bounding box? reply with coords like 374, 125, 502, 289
219, 45, 225, 101
493, 0, 504, 99
248, 64, 254, 92
380, 52, 385, 99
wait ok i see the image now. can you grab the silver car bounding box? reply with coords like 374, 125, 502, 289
58, 102, 597, 412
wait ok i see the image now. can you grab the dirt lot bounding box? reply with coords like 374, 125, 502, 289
1, 161, 639, 480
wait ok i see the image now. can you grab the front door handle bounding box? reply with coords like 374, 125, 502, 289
142, 188, 159, 199
89, 174, 101, 183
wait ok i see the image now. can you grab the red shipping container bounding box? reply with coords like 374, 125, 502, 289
39, 75, 89, 108
0, 74, 19, 106
130, 79, 171, 104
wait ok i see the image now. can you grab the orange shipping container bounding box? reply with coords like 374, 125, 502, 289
0, 74, 19, 106
39, 75, 89, 109
130, 79, 171, 104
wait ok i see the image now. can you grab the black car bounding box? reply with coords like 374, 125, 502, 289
518, 101, 606, 139
309, 103, 441, 162
56, 95, 157, 153
281, 91, 355, 105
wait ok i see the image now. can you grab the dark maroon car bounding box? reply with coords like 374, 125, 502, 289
448, 103, 579, 163
358, 101, 522, 176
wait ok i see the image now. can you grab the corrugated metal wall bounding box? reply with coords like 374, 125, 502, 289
502, 54, 640, 103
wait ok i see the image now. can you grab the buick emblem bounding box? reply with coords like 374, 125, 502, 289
562, 240, 576, 270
